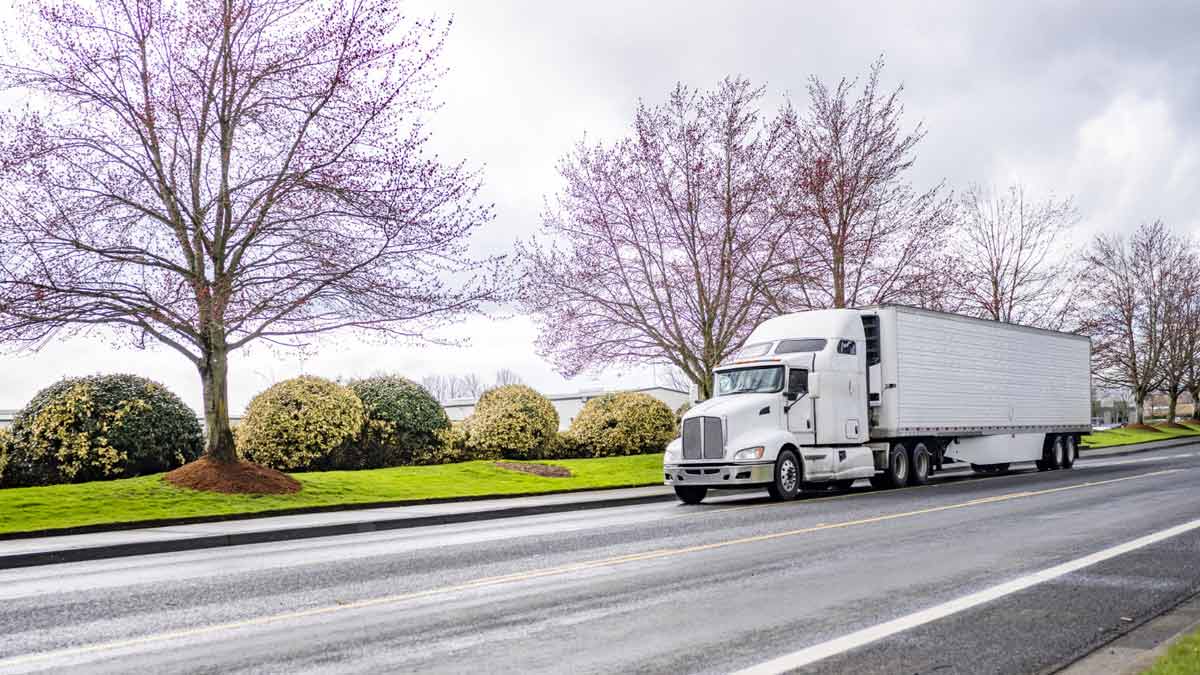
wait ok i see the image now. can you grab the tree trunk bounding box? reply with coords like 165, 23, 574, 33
697, 367, 713, 400
832, 250, 845, 308
1167, 392, 1179, 423
1134, 393, 1146, 425
199, 344, 237, 463
1191, 389, 1200, 421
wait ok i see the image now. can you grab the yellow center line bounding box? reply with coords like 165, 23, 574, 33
0, 467, 1183, 668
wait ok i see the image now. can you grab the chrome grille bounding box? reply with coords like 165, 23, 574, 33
682, 417, 703, 459
703, 417, 724, 459
681, 416, 725, 460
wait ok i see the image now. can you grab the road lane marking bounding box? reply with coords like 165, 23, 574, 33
732, 516, 1200, 675
0, 468, 1183, 670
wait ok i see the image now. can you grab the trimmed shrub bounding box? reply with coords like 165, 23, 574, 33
340, 376, 451, 468
545, 430, 586, 459
427, 421, 469, 465
569, 392, 676, 457
4, 374, 203, 486
467, 385, 559, 460
236, 376, 364, 471
0, 427, 11, 485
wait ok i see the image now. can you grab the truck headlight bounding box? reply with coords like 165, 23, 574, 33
734, 446, 765, 460
664, 449, 678, 463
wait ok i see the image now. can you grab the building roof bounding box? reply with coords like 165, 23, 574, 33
442, 385, 688, 407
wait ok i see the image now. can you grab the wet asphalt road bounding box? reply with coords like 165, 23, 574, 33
1, 444, 1198, 674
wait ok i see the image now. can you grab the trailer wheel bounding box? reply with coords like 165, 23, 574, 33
767, 449, 802, 501
1061, 436, 1076, 469
1047, 435, 1065, 470
908, 443, 931, 486
674, 486, 707, 504
876, 443, 909, 489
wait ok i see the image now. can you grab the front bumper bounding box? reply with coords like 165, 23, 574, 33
663, 462, 774, 487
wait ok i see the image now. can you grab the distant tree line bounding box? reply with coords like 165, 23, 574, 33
420, 369, 524, 403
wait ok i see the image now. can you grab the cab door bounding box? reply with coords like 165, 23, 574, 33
785, 366, 816, 446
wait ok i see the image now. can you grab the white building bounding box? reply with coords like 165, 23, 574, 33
0, 409, 14, 430
444, 386, 691, 431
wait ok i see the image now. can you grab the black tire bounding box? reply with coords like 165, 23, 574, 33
878, 443, 909, 489
832, 479, 856, 491
767, 449, 802, 501
674, 486, 707, 504
908, 442, 931, 486
1061, 436, 1076, 469
1046, 435, 1065, 470
1036, 459, 1049, 472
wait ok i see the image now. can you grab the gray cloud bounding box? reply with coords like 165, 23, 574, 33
2, 0, 1198, 411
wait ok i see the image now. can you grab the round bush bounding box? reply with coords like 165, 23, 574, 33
569, 392, 677, 457
341, 376, 450, 468
5, 374, 203, 486
467, 385, 559, 460
0, 427, 12, 485
237, 376, 364, 471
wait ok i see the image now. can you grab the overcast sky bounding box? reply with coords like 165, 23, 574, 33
2, 0, 1199, 413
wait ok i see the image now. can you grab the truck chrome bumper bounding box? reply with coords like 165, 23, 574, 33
663, 462, 773, 487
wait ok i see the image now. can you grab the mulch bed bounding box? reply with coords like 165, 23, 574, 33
165, 457, 301, 494
493, 461, 573, 478
1156, 422, 1193, 430
1125, 423, 1166, 433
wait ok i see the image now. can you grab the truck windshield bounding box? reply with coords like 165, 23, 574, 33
715, 366, 784, 396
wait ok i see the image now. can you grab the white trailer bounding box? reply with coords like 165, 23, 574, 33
663, 305, 1091, 503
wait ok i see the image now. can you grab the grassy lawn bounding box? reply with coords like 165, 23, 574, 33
1143, 625, 1200, 675
0, 454, 664, 536
1081, 424, 1200, 449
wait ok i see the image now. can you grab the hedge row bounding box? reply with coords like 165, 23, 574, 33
1, 373, 680, 485
235, 375, 454, 471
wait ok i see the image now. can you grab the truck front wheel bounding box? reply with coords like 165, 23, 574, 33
767, 449, 802, 501
674, 486, 708, 504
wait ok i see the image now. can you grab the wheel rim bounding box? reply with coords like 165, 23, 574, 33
1064, 438, 1075, 463
894, 451, 908, 480
915, 449, 928, 478
1053, 439, 1064, 465
780, 457, 799, 492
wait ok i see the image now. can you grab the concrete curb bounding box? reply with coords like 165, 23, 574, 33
0, 490, 677, 570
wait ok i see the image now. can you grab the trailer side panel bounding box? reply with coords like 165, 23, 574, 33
870, 306, 1090, 437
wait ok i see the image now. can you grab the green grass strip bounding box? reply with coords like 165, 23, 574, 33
0, 454, 664, 536
1082, 424, 1200, 449
1143, 624, 1200, 675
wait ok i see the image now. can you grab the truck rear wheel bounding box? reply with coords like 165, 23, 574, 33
767, 449, 802, 501
674, 486, 707, 504
908, 442, 931, 486
873, 443, 909, 489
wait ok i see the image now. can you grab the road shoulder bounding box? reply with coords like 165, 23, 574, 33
1062, 592, 1200, 675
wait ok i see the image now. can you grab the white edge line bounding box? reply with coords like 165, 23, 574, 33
732, 517, 1200, 675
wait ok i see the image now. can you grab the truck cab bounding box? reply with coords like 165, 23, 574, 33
664, 310, 878, 503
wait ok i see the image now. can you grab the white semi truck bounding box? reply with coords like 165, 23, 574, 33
664, 305, 1092, 503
